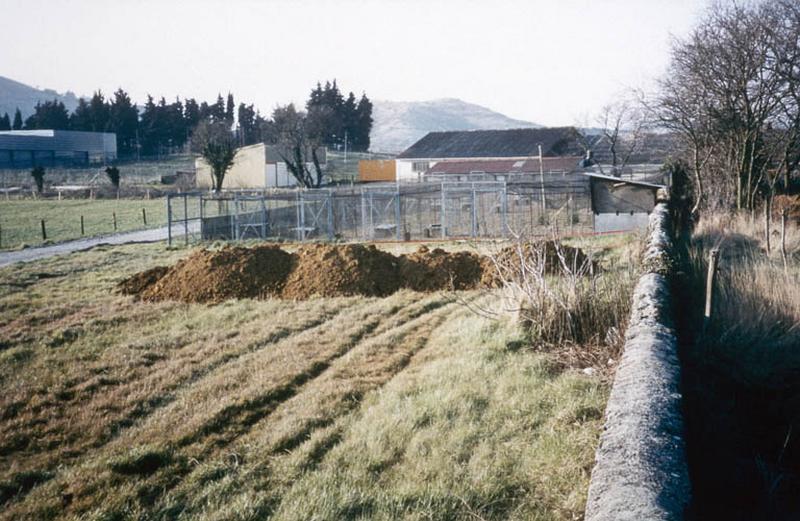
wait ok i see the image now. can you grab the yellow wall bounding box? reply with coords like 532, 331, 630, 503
358, 159, 396, 182
196, 143, 267, 189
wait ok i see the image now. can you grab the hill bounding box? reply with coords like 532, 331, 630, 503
370, 98, 541, 153
0, 75, 80, 121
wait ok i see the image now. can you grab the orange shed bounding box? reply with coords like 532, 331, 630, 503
358, 159, 396, 182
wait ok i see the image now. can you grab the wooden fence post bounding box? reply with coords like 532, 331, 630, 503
764, 198, 772, 254
40, 219, 47, 241
142, 207, 147, 226
112, 212, 117, 231
781, 208, 788, 269
80, 215, 84, 236
703, 248, 720, 332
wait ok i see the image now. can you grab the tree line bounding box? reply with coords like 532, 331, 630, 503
649, 0, 800, 215
0, 80, 373, 160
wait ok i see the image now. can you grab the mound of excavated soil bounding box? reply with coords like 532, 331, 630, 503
120, 241, 590, 304
281, 244, 401, 299
481, 241, 593, 287
399, 246, 484, 291
117, 266, 170, 297
137, 245, 295, 303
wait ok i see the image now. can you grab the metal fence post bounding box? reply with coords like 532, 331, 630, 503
395, 187, 402, 240
501, 182, 508, 237
233, 192, 240, 241
261, 195, 268, 239
299, 190, 306, 241
440, 182, 446, 239
296, 190, 302, 241
183, 194, 189, 245
360, 188, 367, 240
327, 189, 334, 240
471, 183, 477, 238
167, 194, 172, 247
199, 194, 204, 241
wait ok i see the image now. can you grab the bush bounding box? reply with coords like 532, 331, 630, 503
30, 166, 45, 193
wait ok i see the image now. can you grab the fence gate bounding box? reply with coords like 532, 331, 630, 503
362, 190, 401, 240
296, 190, 334, 240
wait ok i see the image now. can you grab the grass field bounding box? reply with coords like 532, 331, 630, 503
0, 237, 634, 520
0, 199, 168, 250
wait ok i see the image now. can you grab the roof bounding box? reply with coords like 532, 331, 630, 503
397, 127, 583, 159
0, 129, 116, 153
427, 156, 583, 175
583, 172, 665, 190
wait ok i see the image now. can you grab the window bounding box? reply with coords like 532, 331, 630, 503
412, 161, 429, 172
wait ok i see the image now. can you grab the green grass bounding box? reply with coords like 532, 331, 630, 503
0, 199, 168, 250
0, 239, 628, 520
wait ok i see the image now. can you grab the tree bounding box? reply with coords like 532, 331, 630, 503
353, 93, 373, 151
108, 89, 139, 156
651, 1, 800, 214
12, 108, 22, 130
105, 166, 120, 190
595, 98, 646, 175
225, 93, 235, 125
24, 100, 70, 130
31, 166, 45, 193
0, 113, 10, 131
192, 121, 238, 193
272, 104, 325, 188
237, 103, 258, 145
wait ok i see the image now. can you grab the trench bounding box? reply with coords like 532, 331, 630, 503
672, 222, 800, 520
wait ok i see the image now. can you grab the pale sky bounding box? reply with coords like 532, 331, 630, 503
2, 0, 711, 126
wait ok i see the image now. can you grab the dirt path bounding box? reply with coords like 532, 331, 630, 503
0, 222, 199, 268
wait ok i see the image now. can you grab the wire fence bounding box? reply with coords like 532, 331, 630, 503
166, 180, 594, 246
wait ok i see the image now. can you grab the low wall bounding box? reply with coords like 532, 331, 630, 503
584, 202, 690, 521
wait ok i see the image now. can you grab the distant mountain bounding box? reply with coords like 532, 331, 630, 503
0, 75, 80, 121
370, 98, 541, 154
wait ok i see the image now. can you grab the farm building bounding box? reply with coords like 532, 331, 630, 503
424, 156, 586, 182
395, 127, 584, 182
586, 172, 665, 232
0, 129, 117, 168
196, 143, 327, 190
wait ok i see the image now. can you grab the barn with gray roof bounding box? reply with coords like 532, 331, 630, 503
395, 127, 584, 181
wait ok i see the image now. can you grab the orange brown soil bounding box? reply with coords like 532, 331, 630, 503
118, 241, 591, 302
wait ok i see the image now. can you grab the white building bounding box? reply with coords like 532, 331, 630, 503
196, 143, 326, 190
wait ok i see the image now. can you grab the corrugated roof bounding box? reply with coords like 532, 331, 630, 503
583, 172, 665, 190
398, 127, 583, 159
426, 156, 583, 175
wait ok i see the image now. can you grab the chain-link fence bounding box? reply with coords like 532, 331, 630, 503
166, 180, 594, 246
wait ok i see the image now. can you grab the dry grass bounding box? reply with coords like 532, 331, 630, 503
0, 236, 633, 520
680, 211, 800, 520
689, 213, 800, 385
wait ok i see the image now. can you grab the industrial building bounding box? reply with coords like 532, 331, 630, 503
195, 143, 327, 189
395, 127, 584, 182
0, 130, 117, 168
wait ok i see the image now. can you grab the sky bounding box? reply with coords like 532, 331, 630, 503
2, 0, 712, 127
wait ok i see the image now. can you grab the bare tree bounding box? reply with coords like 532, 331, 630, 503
192, 121, 238, 193
272, 104, 325, 188
595, 98, 647, 175
649, 1, 800, 214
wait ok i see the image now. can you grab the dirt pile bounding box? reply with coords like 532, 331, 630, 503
399, 246, 484, 291
281, 244, 401, 299
119, 241, 590, 303
117, 266, 170, 296
130, 245, 295, 303
481, 241, 594, 287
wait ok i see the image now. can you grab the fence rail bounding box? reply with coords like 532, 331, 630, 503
166, 181, 594, 246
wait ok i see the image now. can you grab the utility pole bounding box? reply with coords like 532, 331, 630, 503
344, 130, 348, 164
